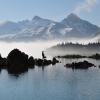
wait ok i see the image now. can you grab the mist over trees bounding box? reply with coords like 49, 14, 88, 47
51, 42, 100, 50
46, 42, 100, 56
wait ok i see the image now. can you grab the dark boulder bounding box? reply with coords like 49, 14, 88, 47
35, 59, 43, 66
35, 58, 59, 67
0, 58, 8, 69
35, 58, 51, 66
28, 56, 35, 68
65, 60, 95, 69
0, 54, 2, 60
43, 59, 52, 66
7, 49, 29, 74
0, 54, 8, 69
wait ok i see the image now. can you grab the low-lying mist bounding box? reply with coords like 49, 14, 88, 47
0, 37, 99, 58
0, 41, 60, 58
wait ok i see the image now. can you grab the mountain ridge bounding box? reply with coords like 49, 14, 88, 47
61, 13, 99, 37
0, 13, 99, 42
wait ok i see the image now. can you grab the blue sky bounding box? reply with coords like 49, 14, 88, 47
0, 0, 99, 26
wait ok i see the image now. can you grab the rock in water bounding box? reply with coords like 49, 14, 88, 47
7, 49, 28, 74
65, 60, 95, 69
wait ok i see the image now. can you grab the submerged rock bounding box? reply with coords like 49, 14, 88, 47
65, 60, 95, 69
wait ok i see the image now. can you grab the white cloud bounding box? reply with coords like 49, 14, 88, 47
73, 0, 97, 14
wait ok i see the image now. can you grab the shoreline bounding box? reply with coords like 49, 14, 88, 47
56, 53, 100, 60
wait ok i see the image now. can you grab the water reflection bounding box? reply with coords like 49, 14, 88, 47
6, 65, 52, 77
2, 58, 99, 78
8, 71, 28, 79
0, 59, 100, 100
7, 68, 29, 77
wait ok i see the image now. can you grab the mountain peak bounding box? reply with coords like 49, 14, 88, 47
61, 13, 99, 36
32, 16, 42, 20
66, 13, 80, 20
0, 13, 99, 41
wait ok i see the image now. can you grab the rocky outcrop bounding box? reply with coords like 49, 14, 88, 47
0, 49, 59, 75
35, 57, 59, 67
28, 56, 35, 68
65, 60, 95, 69
7, 49, 29, 74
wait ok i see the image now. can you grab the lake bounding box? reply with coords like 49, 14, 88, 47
0, 42, 100, 100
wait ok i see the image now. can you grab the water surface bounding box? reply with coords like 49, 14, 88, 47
0, 42, 100, 100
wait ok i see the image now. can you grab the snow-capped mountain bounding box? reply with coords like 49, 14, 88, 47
0, 21, 21, 35
0, 13, 99, 41
61, 13, 99, 37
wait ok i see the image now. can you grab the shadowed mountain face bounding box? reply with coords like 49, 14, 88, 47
0, 13, 99, 42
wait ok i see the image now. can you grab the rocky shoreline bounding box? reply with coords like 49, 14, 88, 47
0, 49, 100, 75
0, 49, 59, 75
56, 53, 100, 60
